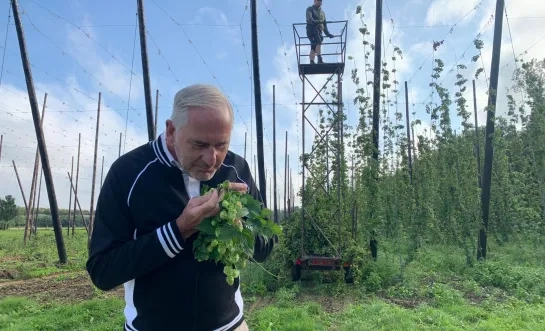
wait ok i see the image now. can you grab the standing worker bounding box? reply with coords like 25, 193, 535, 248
306, 0, 334, 64
86, 84, 275, 331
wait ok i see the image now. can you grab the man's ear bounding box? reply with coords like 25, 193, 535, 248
165, 120, 176, 146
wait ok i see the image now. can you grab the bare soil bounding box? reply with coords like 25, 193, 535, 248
0, 271, 124, 303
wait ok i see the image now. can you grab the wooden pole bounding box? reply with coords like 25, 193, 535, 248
67, 171, 89, 233
137, 0, 155, 141
12, 0, 66, 262
369, 0, 383, 262
33, 169, 42, 234
472, 79, 482, 189
478, 0, 505, 260
25, 93, 46, 243
404, 81, 413, 185
67, 156, 73, 235
118, 132, 122, 157
72, 133, 81, 236
272, 85, 278, 223
88, 93, 101, 246
286, 155, 291, 217
250, 0, 266, 207
100, 155, 105, 189
154, 89, 159, 138
12, 160, 28, 214
284, 131, 287, 219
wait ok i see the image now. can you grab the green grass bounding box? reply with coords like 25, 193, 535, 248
2, 229, 545, 330
0, 228, 88, 280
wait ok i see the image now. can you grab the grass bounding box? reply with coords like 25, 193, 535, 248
2, 229, 545, 330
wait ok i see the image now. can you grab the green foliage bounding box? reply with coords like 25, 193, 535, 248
0, 195, 18, 224
193, 181, 282, 285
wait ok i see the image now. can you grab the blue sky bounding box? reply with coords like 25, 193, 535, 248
0, 0, 542, 210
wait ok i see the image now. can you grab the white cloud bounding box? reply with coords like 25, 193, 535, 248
0, 22, 147, 212
425, 0, 483, 25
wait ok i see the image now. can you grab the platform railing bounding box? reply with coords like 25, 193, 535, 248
292, 20, 348, 68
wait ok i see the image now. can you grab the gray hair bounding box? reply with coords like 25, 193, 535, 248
170, 84, 234, 129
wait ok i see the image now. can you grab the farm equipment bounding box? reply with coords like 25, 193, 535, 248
291, 20, 353, 283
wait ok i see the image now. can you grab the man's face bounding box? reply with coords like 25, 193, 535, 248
166, 106, 232, 181
314, 0, 322, 7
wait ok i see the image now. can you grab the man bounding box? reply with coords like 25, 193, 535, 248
306, 0, 334, 64
86, 84, 275, 331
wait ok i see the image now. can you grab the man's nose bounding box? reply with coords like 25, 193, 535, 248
202, 148, 217, 167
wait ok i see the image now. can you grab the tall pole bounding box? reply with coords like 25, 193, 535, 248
25, 93, 46, 244
272, 85, 278, 223
118, 132, 122, 157
478, 0, 505, 260
100, 155, 105, 189
287, 155, 290, 216
472, 80, 482, 189
404, 82, 413, 185
12, 160, 28, 213
137, 0, 155, 141
250, 0, 266, 207
89, 93, 101, 246
0, 135, 3, 167
67, 156, 73, 235
72, 133, 81, 236
154, 89, 159, 138
33, 169, 42, 234
369, 0, 383, 262
11, 0, 66, 263
284, 131, 288, 219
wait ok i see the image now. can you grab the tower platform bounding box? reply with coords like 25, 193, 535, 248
292, 20, 348, 78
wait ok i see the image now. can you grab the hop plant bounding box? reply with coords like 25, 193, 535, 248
192, 181, 282, 285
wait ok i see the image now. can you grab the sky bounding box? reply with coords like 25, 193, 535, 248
0, 0, 543, 213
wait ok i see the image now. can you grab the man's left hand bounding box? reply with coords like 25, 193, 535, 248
228, 182, 248, 193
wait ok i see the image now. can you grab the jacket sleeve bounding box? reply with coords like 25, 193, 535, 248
306, 6, 314, 24
240, 160, 275, 263
86, 163, 186, 291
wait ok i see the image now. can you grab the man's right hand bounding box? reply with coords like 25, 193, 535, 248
176, 189, 222, 240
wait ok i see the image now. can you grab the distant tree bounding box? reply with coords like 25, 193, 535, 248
0, 195, 18, 222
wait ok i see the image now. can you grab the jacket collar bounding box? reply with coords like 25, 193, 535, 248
151, 132, 182, 170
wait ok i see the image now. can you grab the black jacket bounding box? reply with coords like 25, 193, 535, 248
86, 133, 275, 331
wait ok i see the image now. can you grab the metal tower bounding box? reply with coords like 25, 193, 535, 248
291, 20, 350, 281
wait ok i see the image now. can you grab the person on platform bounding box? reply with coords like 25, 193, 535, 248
86, 84, 275, 331
306, 0, 334, 64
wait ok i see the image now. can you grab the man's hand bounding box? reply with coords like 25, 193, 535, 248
228, 182, 248, 193
176, 189, 222, 240
327, 33, 334, 39
175, 182, 248, 240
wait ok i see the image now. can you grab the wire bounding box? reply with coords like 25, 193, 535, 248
0, 1, 11, 86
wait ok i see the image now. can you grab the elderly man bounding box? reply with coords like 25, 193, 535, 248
86, 84, 274, 331
306, 0, 334, 64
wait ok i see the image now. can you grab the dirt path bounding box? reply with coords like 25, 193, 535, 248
0, 271, 124, 303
